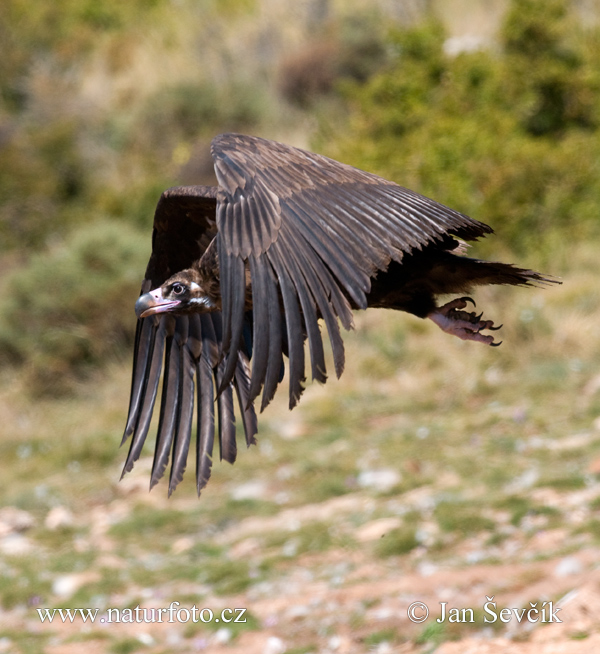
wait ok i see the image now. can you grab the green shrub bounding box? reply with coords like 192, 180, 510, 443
133, 79, 268, 157
320, 0, 600, 257
0, 220, 148, 394
434, 501, 495, 535
374, 526, 418, 557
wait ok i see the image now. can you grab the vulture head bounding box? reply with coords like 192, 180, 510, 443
135, 270, 217, 319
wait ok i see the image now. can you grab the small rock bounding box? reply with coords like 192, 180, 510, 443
165, 629, 184, 646
263, 636, 286, 654
282, 538, 298, 557
328, 635, 342, 650
276, 465, 295, 480
212, 628, 232, 645
357, 469, 401, 493
0, 507, 35, 536
286, 604, 310, 619
417, 561, 438, 577
229, 537, 260, 559
171, 536, 194, 555
45, 506, 74, 530
52, 572, 101, 599
274, 491, 290, 505
137, 633, 154, 646
554, 556, 583, 577
505, 468, 539, 492
0, 533, 34, 555
277, 419, 306, 440
230, 480, 268, 501
355, 517, 402, 542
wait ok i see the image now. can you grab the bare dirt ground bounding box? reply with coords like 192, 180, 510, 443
2, 488, 599, 654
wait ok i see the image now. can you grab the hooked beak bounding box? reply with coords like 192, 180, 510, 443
135, 288, 181, 319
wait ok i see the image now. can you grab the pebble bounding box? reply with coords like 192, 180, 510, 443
554, 556, 583, 577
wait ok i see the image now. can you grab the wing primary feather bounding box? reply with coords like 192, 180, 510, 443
232, 199, 248, 258
217, 229, 233, 353
196, 314, 218, 496
278, 228, 327, 384
384, 185, 492, 240
122, 318, 145, 440
311, 256, 355, 332
120, 318, 166, 477
293, 249, 347, 379
125, 323, 165, 458
168, 318, 196, 496
122, 317, 158, 443
196, 357, 215, 495
377, 187, 452, 240
260, 258, 284, 412
302, 187, 394, 268
336, 184, 420, 240
216, 362, 237, 464
148, 316, 181, 490
358, 186, 431, 243
280, 221, 354, 331
247, 255, 270, 404
187, 314, 203, 361
202, 311, 221, 367
267, 247, 306, 409
280, 199, 363, 319
218, 253, 246, 395
210, 313, 238, 464
290, 194, 371, 293
282, 196, 370, 307
234, 354, 258, 446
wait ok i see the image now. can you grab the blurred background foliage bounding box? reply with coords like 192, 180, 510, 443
0, 0, 598, 390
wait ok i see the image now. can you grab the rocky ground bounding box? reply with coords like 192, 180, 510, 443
1, 266, 599, 653
1, 460, 600, 654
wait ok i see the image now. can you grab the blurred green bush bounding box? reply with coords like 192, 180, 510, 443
321, 0, 600, 257
0, 221, 148, 394
277, 11, 390, 108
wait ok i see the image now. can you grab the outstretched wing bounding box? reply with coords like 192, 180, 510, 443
212, 133, 493, 411
122, 185, 258, 496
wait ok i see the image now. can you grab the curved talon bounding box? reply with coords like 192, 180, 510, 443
429, 297, 504, 347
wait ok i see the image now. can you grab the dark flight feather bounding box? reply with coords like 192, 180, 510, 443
122, 133, 556, 495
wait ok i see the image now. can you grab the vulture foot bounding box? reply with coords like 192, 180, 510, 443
428, 297, 502, 346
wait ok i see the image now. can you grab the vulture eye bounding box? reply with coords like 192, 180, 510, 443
171, 283, 185, 295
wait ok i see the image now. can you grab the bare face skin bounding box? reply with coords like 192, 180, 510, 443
135, 271, 217, 319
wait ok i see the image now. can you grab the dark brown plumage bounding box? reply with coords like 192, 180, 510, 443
122, 133, 556, 496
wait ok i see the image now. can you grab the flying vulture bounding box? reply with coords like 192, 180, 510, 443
122, 133, 555, 496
